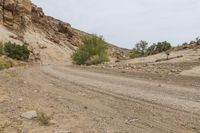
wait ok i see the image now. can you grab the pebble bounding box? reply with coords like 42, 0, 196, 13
33, 90, 39, 93
18, 128, 29, 133
18, 98, 23, 101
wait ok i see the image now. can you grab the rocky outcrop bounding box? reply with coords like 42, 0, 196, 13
0, 0, 32, 32
0, 0, 81, 46
0, 0, 84, 47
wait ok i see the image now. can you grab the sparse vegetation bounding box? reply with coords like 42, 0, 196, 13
130, 41, 172, 59
72, 35, 109, 65
147, 41, 172, 56
3, 41, 30, 61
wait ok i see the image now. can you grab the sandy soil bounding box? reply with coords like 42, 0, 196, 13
181, 66, 200, 77
0, 64, 200, 133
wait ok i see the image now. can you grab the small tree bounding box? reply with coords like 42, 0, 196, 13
156, 41, 171, 53
72, 35, 109, 65
135, 40, 148, 56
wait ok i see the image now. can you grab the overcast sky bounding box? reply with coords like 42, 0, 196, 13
32, 0, 200, 48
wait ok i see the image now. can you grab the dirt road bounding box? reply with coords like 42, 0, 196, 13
0, 65, 200, 133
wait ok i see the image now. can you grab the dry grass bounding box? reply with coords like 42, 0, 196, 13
37, 112, 52, 126
0, 57, 12, 70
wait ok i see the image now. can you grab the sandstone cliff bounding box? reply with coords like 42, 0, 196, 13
0, 0, 129, 64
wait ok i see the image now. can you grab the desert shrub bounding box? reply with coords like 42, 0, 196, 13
72, 35, 109, 65
37, 112, 52, 126
4, 42, 30, 61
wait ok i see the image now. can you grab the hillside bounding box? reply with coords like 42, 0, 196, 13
0, 0, 129, 65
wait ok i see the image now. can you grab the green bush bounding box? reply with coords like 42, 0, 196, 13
72, 35, 109, 65
4, 42, 30, 61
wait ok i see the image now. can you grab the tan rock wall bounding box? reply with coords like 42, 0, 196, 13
0, 0, 32, 31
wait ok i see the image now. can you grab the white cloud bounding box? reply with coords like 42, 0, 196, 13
32, 0, 200, 48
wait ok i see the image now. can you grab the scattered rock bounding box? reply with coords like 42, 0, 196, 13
18, 128, 29, 133
49, 120, 57, 125
21, 111, 37, 120
33, 90, 39, 93
18, 98, 23, 101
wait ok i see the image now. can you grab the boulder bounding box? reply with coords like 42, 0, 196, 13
21, 110, 37, 119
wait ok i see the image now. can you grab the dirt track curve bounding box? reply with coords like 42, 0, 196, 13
0, 65, 200, 133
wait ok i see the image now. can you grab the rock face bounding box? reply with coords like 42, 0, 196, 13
0, 0, 81, 45
0, 0, 32, 32
0, 0, 129, 63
